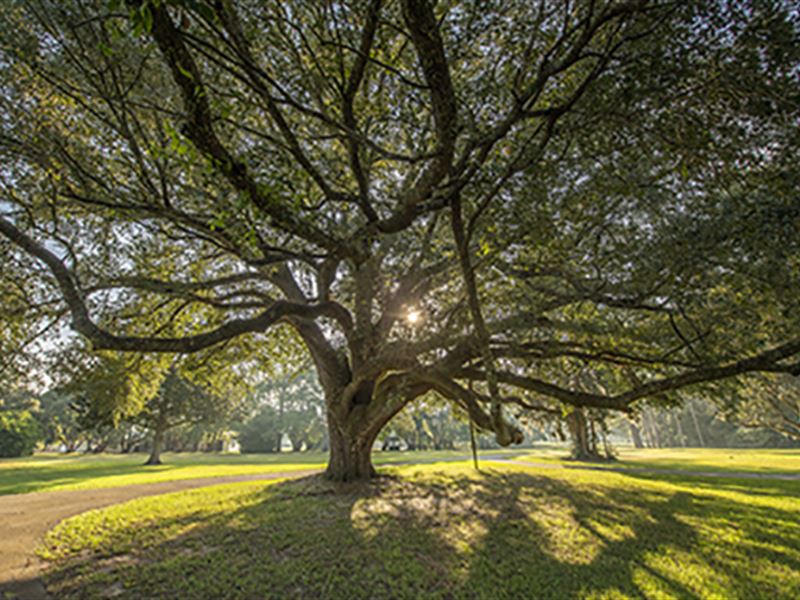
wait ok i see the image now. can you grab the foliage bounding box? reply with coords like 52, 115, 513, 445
131, 371, 243, 435
37, 390, 78, 447
0, 0, 798, 478
720, 374, 800, 440
620, 397, 800, 449
384, 399, 471, 450
39, 463, 800, 599
0, 409, 42, 457
238, 371, 326, 453
237, 405, 282, 454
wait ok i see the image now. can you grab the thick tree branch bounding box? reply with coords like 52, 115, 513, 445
457, 338, 800, 410
377, 0, 458, 232
0, 216, 344, 353
138, 0, 351, 256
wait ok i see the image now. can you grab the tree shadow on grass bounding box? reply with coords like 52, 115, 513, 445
41, 469, 800, 599
612, 469, 800, 498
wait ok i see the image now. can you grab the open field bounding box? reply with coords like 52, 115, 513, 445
2, 446, 798, 496
518, 447, 800, 476
0, 448, 530, 496
0, 452, 326, 496
37, 461, 800, 599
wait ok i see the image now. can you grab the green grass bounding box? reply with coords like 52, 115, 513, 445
517, 447, 800, 475
39, 462, 800, 599
0, 448, 526, 495
0, 452, 326, 495
2, 446, 797, 496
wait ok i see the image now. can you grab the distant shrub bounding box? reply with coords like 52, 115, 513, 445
0, 409, 42, 457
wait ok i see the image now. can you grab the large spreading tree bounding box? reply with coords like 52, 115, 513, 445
1, 0, 798, 480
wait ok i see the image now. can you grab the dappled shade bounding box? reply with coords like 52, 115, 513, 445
41, 466, 800, 599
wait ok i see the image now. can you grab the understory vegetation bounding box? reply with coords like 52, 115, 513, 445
38, 462, 800, 600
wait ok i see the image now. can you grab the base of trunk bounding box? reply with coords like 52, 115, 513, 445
325, 446, 376, 482
144, 455, 162, 466
569, 448, 613, 462
325, 430, 377, 482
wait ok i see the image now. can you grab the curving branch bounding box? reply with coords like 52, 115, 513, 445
0, 216, 346, 353
456, 338, 800, 410
377, 0, 458, 232
420, 371, 523, 443
137, 0, 350, 256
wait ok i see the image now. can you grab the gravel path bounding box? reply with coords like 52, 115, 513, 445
0, 469, 319, 600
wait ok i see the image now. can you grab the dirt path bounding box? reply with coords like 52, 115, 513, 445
2, 458, 796, 599
0, 469, 319, 600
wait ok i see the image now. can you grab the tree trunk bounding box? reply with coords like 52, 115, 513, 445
92, 438, 110, 454
628, 419, 645, 448
642, 408, 661, 448
567, 409, 601, 460
322, 380, 403, 482
687, 400, 706, 447
146, 426, 165, 466
325, 419, 378, 481
672, 410, 687, 447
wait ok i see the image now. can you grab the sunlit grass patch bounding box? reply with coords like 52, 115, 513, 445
0, 452, 328, 495
39, 463, 800, 599
515, 447, 800, 475
0, 448, 536, 495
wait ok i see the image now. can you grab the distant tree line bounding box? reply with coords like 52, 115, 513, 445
2, 365, 797, 460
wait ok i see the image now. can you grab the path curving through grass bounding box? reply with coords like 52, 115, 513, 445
0, 469, 318, 600
1, 449, 798, 599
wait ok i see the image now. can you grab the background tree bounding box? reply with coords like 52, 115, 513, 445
133, 370, 241, 465
61, 350, 249, 461
721, 375, 800, 441
0, 389, 43, 457
238, 370, 326, 452
37, 389, 88, 452
0, 397, 42, 457
238, 404, 283, 454
1, 1, 798, 480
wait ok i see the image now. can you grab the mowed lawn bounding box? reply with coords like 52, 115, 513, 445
517, 447, 800, 476
37, 460, 800, 600
0, 452, 327, 495
0, 448, 534, 495
2, 446, 798, 496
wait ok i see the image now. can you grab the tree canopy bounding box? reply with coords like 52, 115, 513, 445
0, 0, 798, 479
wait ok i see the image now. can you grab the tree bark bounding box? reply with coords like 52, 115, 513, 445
325, 415, 378, 481
687, 400, 706, 447
146, 425, 165, 466
627, 419, 645, 448
567, 409, 602, 460
322, 379, 407, 482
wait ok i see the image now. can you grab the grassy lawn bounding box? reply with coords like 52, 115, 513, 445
517, 447, 800, 475
0, 452, 326, 496
0, 448, 529, 496
2, 446, 797, 496
38, 462, 800, 599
